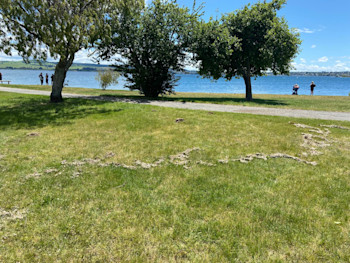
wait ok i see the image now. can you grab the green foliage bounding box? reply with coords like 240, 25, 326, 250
99, 0, 201, 98
0, 0, 111, 62
95, 69, 120, 90
0, 0, 121, 101
193, 0, 301, 100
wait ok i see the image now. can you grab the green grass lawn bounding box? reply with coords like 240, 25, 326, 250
0, 91, 349, 262
3, 84, 350, 112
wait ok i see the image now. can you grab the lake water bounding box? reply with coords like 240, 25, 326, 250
1, 69, 350, 96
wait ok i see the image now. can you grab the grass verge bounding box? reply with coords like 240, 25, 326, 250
0, 91, 349, 262
2, 84, 350, 112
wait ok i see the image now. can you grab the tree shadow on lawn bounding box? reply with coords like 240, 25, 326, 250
0, 97, 123, 130
100, 94, 289, 106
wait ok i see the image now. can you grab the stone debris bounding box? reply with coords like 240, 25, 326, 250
224, 152, 317, 166
196, 160, 216, 167
269, 153, 317, 166
61, 160, 88, 166
104, 152, 116, 159
27, 132, 40, 137
26, 172, 42, 179
0, 154, 4, 160
135, 160, 156, 169
301, 133, 331, 148
71, 171, 81, 178
169, 147, 200, 166
106, 162, 138, 170
82, 158, 102, 165
57, 123, 338, 173
320, 124, 350, 130
289, 122, 315, 129
0, 208, 27, 222
233, 153, 268, 163
175, 118, 184, 123
45, 168, 59, 174
135, 158, 165, 169
291, 122, 334, 158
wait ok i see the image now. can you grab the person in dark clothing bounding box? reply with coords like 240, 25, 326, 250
292, 84, 299, 95
39, 73, 44, 85
0, 72, 2, 81
45, 73, 49, 85
51, 74, 54, 84
310, 81, 316, 95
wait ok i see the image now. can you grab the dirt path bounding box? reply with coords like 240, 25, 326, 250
1, 86, 350, 122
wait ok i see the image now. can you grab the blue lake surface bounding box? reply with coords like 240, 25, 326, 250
1, 69, 350, 96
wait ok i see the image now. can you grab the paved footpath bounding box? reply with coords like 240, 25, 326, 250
1, 87, 350, 122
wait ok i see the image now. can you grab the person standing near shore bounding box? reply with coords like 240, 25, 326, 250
310, 81, 316, 95
39, 73, 44, 85
292, 84, 299, 95
45, 73, 49, 85
0, 72, 2, 81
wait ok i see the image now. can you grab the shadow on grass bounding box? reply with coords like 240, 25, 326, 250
99, 94, 289, 106
0, 96, 122, 130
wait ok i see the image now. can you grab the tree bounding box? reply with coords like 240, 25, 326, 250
95, 69, 120, 90
98, 0, 201, 98
0, 0, 129, 102
0, 17, 11, 54
193, 0, 301, 101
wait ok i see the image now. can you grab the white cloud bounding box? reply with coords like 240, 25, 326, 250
311, 45, 316, 48
300, 58, 307, 63
292, 61, 350, 72
296, 27, 323, 34
335, 62, 346, 68
318, 56, 328, 63
296, 28, 315, 34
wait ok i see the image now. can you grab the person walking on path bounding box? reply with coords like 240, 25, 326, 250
39, 73, 44, 85
45, 73, 49, 85
310, 81, 316, 95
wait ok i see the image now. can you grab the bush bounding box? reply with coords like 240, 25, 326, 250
95, 69, 120, 90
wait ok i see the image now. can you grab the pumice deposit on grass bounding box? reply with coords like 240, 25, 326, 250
220, 153, 317, 166
320, 124, 350, 130
0, 208, 27, 223
26, 132, 40, 137
28, 122, 341, 177
290, 122, 337, 157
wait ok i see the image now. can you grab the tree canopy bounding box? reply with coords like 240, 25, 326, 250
98, 0, 201, 98
0, 0, 128, 102
193, 0, 301, 101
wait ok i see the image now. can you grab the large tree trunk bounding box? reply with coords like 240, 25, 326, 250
243, 72, 253, 101
142, 82, 160, 98
50, 55, 75, 103
143, 88, 159, 98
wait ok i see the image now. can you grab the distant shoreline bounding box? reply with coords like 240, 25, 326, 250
0, 61, 350, 76
0, 60, 110, 72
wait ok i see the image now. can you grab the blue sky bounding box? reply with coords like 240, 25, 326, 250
176, 0, 350, 72
1, 0, 350, 71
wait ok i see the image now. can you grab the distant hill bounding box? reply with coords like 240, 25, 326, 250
0, 60, 111, 71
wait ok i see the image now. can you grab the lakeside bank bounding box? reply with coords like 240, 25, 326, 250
0, 69, 349, 96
